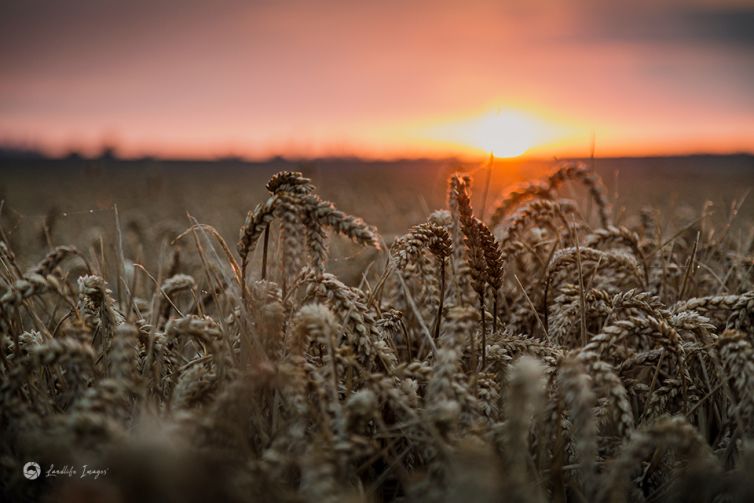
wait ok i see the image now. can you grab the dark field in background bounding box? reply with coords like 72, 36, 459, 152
1, 154, 752, 273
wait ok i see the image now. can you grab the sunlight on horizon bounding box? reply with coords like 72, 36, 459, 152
421, 108, 567, 158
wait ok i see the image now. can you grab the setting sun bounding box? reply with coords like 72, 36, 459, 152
464, 110, 545, 157
423, 109, 561, 158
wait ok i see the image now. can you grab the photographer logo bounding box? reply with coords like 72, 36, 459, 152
23, 462, 41, 480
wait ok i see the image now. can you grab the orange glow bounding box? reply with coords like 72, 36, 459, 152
421, 109, 565, 158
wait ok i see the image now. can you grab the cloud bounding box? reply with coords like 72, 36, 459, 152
580, 4, 754, 49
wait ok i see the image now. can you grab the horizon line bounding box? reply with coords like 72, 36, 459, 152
1, 145, 752, 164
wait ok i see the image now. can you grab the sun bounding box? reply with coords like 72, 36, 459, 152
459, 110, 543, 157
423, 108, 557, 158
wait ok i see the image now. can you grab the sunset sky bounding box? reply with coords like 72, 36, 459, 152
1, 0, 752, 159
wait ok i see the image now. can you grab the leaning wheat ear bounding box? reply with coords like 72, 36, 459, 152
547, 161, 611, 227
237, 195, 279, 288
489, 180, 554, 229
238, 171, 380, 296
392, 221, 451, 342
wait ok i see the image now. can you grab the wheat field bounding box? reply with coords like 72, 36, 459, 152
1, 161, 753, 502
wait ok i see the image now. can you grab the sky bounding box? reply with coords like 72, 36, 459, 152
1, 0, 753, 159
